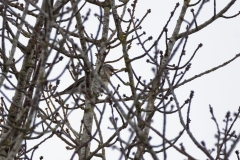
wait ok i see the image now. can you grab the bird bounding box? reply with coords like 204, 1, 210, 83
52, 64, 116, 98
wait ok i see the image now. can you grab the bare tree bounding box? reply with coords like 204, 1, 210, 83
0, 0, 240, 160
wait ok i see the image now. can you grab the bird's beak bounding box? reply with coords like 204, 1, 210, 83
110, 68, 118, 76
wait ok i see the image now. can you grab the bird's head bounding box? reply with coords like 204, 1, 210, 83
101, 64, 117, 76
